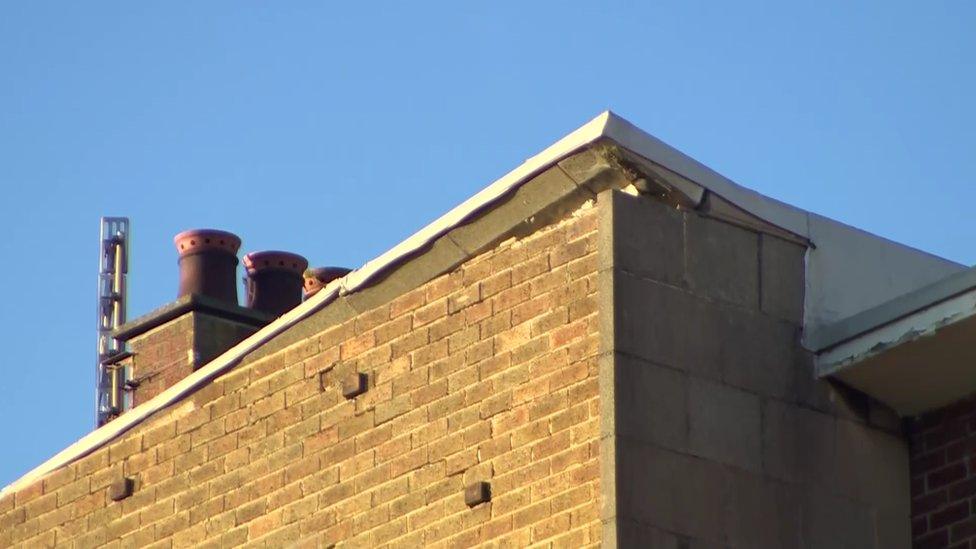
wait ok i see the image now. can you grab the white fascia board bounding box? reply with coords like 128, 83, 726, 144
817, 289, 976, 377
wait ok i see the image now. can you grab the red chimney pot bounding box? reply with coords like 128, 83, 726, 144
303, 266, 352, 298
243, 251, 309, 317
174, 229, 241, 304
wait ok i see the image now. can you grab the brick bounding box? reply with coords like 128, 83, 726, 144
929, 462, 967, 490
338, 412, 375, 441
391, 329, 429, 359
931, 501, 969, 530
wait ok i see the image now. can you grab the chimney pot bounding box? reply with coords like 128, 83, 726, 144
244, 251, 309, 317
303, 266, 352, 298
174, 229, 241, 304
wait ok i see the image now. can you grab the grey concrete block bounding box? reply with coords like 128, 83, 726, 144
799, 489, 874, 549
762, 399, 837, 486
688, 377, 762, 474
834, 418, 909, 512
874, 510, 911, 549
685, 212, 759, 310
760, 235, 806, 324
615, 268, 798, 399
613, 272, 723, 381
604, 191, 685, 286
724, 472, 801, 549
790, 350, 874, 425
615, 520, 723, 549
618, 441, 727, 544
713, 305, 798, 400
615, 354, 688, 453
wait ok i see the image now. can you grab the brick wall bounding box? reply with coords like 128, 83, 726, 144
601, 190, 910, 548
120, 311, 264, 407
0, 205, 601, 548
125, 315, 196, 407
909, 396, 976, 548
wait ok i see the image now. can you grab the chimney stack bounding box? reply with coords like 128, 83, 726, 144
108, 229, 274, 418
303, 266, 351, 299
244, 251, 309, 317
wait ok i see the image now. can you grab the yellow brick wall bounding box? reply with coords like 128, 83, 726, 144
0, 205, 602, 548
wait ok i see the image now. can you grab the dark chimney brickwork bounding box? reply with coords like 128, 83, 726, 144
909, 395, 976, 548
119, 310, 264, 407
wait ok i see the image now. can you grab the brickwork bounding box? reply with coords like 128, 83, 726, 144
0, 205, 601, 548
122, 313, 261, 406
602, 190, 910, 548
909, 395, 976, 549
126, 315, 195, 407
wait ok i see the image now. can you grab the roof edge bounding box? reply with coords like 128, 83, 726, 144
810, 266, 976, 352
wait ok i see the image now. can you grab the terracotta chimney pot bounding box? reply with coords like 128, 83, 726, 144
303, 266, 352, 298
243, 251, 308, 317
174, 229, 241, 304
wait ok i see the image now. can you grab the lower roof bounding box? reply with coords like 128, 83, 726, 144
814, 266, 976, 416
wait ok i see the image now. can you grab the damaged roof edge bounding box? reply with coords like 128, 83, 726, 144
2, 110, 963, 495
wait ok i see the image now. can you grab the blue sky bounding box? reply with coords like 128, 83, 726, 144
1, 2, 973, 486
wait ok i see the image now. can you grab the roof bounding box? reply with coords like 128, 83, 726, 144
2, 110, 962, 494
813, 265, 976, 415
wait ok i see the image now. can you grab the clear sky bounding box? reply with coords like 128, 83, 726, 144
1, 2, 974, 487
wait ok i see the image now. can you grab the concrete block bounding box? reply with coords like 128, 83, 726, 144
724, 471, 801, 549
790, 350, 877, 425
834, 418, 909, 512
613, 272, 722, 381
685, 212, 759, 309
707, 303, 798, 399
874, 510, 911, 549
618, 442, 727, 544
688, 377, 762, 474
799, 488, 874, 549
615, 268, 798, 399
615, 354, 688, 452
615, 520, 723, 549
762, 399, 836, 486
603, 191, 685, 286
760, 235, 806, 324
